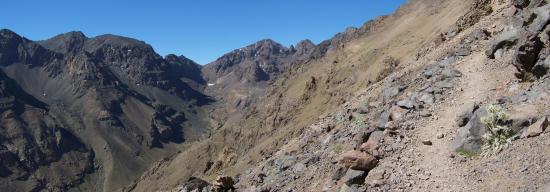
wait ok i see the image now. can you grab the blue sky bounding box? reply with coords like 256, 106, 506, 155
0, 0, 406, 64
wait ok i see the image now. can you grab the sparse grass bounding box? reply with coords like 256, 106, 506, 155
456, 148, 480, 158
480, 104, 514, 157
267, 167, 279, 176
334, 144, 343, 154
351, 116, 365, 127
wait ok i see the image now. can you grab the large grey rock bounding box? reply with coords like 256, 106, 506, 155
378, 111, 391, 129
486, 28, 520, 59
451, 108, 487, 152
422, 64, 440, 79
383, 86, 400, 101
455, 103, 480, 127
274, 155, 297, 171
397, 98, 415, 109
442, 68, 462, 79
528, 4, 550, 33
418, 92, 435, 105
438, 57, 457, 67
342, 169, 367, 185
455, 46, 472, 56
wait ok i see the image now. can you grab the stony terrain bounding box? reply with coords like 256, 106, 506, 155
0, 0, 549, 191
162, 0, 550, 191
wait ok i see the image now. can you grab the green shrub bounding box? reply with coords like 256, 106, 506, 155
480, 104, 513, 156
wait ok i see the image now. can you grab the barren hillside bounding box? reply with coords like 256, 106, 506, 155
127, 0, 550, 191
1, 0, 549, 191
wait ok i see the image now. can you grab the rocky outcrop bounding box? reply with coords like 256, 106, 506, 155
0, 71, 94, 192
451, 107, 487, 152
338, 150, 378, 171
486, 3, 550, 78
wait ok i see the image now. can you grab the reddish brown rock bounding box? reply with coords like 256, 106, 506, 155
338, 150, 378, 171
359, 140, 379, 155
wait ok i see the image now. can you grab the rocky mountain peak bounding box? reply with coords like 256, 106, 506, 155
0, 29, 23, 40
203, 39, 293, 83
0, 29, 58, 67
38, 31, 87, 54
83, 34, 156, 54
293, 39, 316, 57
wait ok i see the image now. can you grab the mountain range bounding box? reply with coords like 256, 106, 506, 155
1, 0, 550, 191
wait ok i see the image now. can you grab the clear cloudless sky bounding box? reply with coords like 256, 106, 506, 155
0, 0, 406, 64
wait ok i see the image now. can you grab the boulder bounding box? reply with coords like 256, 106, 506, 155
397, 98, 415, 109
338, 150, 378, 171
389, 105, 408, 122
342, 169, 367, 185
274, 155, 297, 171
455, 46, 471, 56
418, 92, 435, 105
451, 107, 488, 152
528, 4, 550, 33
359, 136, 380, 156
486, 28, 520, 59
378, 111, 391, 129
455, 103, 480, 127
383, 86, 400, 101
513, 33, 543, 73
524, 116, 549, 137
441, 68, 462, 79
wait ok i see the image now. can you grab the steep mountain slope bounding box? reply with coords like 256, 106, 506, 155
1, 0, 549, 191
0, 30, 213, 191
127, 0, 475, 191
131, 0, 550, 191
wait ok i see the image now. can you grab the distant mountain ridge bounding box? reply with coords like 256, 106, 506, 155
0, 27, 321, 191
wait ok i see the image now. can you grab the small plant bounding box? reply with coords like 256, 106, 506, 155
456, 148, 479, 158
480, 104, 513, 156
334, 144, 343, 154
351, 116, 365, 127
